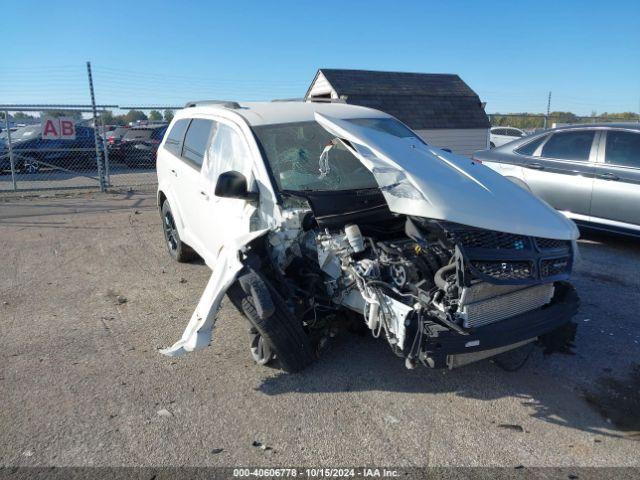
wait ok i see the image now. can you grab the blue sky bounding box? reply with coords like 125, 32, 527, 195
3, 0, 639, 115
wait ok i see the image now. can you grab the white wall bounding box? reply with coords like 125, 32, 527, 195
307, 72, 338, 99
415, 128, 489, 157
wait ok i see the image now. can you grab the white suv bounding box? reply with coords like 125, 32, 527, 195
157, 101, 580, 372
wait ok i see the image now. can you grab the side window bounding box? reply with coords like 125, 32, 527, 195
164, 119, 190, 156
541, 131, 595, 161
182, 119, 215, 168
492, 128, 504, 136
203, 123, 252, 184
605, 131, 640, 168
515, 134, 548, 156
508, 129, 523, 137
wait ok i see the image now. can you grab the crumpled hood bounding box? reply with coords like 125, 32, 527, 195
315, 113, 579, 240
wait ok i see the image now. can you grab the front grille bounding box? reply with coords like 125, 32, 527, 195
458, 283, 555, 328
536, 238, 571, 250
453, 229, 530, 251
540, 257, 571, 277
471, 260, 533, 281
444, 223, 573, 284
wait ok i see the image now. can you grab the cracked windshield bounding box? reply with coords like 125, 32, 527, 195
253, 121, 378, 191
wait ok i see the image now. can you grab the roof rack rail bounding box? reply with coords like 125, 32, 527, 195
271, 98, 304, 102
184, 100, 241, 109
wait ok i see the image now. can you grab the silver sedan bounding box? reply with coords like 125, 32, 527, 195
473, 123, 640, 237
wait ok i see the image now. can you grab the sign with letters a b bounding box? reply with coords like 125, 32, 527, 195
41, 116, 76, 140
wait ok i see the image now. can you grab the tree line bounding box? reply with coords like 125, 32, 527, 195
490, 111, 639, 129
0, 109, 175, 125
2, 109, 637, 130
98, 109, 174, 125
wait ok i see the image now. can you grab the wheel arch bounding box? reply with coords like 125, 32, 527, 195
157, 185, 187, 239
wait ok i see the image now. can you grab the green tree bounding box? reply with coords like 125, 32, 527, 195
148, 110, 163, 122
123, 110, 148, 124
13, 112, 36, 121
99, 110, 115, 125
40, 110, 82, 120
163, 109, 174, 123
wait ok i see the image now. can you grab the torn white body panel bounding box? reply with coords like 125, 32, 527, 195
314, 112, 579, 241
160, 229, 268, 357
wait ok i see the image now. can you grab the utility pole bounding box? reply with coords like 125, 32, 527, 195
543, 91, 552, 129
87, 61, 106, 192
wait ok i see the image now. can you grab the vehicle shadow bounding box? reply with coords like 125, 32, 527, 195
257, 332, 639, 439
254, 228, 640, 439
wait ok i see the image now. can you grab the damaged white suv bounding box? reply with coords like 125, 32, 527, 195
156, 100, 580, 372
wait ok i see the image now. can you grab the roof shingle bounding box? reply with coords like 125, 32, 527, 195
307, 69, 490, 130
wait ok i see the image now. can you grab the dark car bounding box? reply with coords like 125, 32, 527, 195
105, 126, 129, 158
118, 125, 167, 167
474, 123, 640, 237
0, 124, 101, 174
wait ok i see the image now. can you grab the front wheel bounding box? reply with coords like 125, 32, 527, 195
161, 201, 197, 263
22, 158, 40, 174
227, 277, 316, 373
249, 326, 274, 366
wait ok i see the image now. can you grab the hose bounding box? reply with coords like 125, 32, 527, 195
434, 263, 456, 290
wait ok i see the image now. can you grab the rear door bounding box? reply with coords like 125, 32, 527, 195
175, 118, 216, 255
590, 129, 640, 228
521, 129, 596, 216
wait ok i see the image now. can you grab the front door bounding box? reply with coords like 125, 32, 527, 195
521, 129, 596, 216
200, 120, 257, 264
590, 129, 640, 229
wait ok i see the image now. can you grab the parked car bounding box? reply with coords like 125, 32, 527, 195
0, 124, 100, 173
105, 126, 129, 158
118, 125, 167, 167
156, 101, 579, 373
474, 123, 640, 237
490, 126, 527, 148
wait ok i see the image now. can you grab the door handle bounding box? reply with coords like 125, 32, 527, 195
527, 163, 544, 170
596, 172, 619, 181
170, 169, 177, 177
200, 191, 209, 201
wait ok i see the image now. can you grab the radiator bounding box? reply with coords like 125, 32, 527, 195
458, 282, 555, 328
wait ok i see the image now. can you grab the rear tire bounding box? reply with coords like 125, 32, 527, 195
227, 278, 315, 373
161, 201, 197, 263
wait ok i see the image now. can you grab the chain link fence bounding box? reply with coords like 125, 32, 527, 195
1, 104, 181, 194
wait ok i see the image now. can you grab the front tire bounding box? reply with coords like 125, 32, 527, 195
161, 201, 196, 263
227, 278, 315, 373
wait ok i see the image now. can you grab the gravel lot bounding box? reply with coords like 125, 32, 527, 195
1, 191, 639, 468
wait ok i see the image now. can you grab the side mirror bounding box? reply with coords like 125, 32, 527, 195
441, 147, 452, 153
214, 171, 258, 201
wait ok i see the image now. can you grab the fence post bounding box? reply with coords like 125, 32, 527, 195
4, 110, 17, 191
86, 61, 106, 192
99, 114, 111, 187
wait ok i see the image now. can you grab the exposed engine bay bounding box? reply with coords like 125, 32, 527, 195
262, 192, 579, 370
